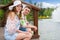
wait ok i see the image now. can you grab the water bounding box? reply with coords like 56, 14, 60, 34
38, 19, 60, 40
38, 7, 60, 40
52, 7, 60, 22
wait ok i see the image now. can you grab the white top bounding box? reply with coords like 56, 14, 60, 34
5, 15, 20, 34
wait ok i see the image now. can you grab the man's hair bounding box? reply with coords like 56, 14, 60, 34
25, 5, 32, 9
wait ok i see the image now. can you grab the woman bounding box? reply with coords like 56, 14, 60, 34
4, 0, 32, 40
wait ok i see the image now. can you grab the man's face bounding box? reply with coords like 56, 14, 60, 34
23, 7, 30, 15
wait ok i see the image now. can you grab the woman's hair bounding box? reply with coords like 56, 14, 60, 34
10, 4, 23, 18
3, 4, 23, 26
3, 7, 16, 27
12, 4, 23, 19
3, 9, 10, 27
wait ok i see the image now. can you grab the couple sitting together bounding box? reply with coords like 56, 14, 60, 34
4, 0, 37, 40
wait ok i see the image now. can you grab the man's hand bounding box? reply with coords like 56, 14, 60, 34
33, 26, 37, 32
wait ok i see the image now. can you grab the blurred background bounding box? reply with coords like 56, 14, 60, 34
0, 0, 60, 40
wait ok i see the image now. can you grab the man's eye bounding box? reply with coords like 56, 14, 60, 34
26, 9, 28, 11
25, 9, 27, 11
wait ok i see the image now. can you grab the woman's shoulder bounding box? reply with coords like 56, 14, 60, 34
8, 11, 16, 20
9, 11, 16, 16
9, 11, 15, 15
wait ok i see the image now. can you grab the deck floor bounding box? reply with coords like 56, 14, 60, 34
0, 27, 39, 40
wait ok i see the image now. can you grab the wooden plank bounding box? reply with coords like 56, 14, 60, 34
22, 1, 40, 11
32, 10, 40, 39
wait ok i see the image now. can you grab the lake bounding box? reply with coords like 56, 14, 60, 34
38, 19, 60, 40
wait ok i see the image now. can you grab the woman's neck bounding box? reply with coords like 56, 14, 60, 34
16, 12, 20, 16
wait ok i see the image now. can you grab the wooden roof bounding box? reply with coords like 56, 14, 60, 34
0, 1, 40, 11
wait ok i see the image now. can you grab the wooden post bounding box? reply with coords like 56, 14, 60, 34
32, 10, 40, 39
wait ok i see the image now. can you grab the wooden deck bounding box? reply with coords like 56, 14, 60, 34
0, 27, 39, 40
0, 27, 4, 40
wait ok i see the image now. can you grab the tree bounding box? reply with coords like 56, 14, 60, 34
0, 0, 12, 5
43, 8, 54, 16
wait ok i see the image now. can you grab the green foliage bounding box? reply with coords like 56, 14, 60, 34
38, 8, 45, 16
0, 0, 12, 5
43, 8, 54, 16
0, 9, 5, 20
33, 1, 54, 19
38, 8, 54, 19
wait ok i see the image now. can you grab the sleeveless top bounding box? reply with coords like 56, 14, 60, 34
5, 15, 20, 35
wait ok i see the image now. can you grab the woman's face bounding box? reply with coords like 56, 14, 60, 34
15, 4, 22, 12
23, 7, 30, 15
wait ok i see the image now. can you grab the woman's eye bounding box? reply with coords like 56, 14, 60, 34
17, 5, 22, 7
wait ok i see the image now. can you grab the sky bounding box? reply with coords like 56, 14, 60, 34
24, 0, 60, 8
41, 0, 60, 3
24, 0, 60, 4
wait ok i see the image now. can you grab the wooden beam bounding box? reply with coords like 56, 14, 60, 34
0, 1, 13, 9
0, 5, 5, 9
32, 10, 40, 39
22, 1, 40, 11
0, 1, 40, 11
